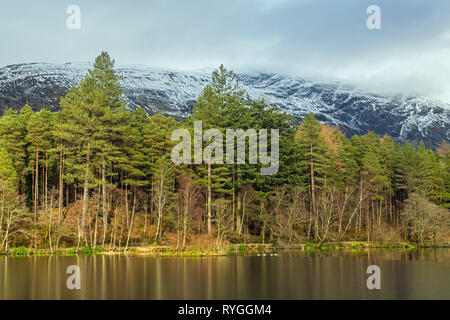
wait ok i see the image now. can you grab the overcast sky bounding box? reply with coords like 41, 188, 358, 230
1, 0, 450, 102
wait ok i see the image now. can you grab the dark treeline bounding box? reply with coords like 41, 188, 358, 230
0, 52, 448, 252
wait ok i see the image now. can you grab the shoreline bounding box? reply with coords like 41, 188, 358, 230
1, 241, 448, 257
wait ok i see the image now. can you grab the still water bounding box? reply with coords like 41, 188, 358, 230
0, 249, 449, 299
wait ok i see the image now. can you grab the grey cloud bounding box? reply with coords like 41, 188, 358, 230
1, 0, 450, 102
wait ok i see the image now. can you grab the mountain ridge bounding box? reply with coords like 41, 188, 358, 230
0, 62, 448, 147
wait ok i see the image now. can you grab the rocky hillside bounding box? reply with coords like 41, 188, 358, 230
0, 62, 448, 147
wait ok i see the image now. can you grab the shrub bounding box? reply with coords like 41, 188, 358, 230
81, 245, 94, 255
11, 246, 28, 256
238, 244, 247, 252
67, 248, 77, 255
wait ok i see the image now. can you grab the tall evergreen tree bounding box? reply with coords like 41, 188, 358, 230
59, 52, 125, 245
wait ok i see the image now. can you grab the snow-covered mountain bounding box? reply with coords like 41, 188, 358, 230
0, 62, 448, 147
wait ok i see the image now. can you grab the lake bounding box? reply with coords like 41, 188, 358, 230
0, 249, 449, 300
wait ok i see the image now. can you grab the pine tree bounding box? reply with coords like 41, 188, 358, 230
0, 106, 31, 195
436, 141, 450, 208
59, 52, 125, 245
26, 108, 55, 246
418, 141, 444, 203
0, 147, 22, 251
187, 65, 244, 234
295, 112, 331, 239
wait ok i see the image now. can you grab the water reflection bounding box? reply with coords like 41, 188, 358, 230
0, 249, 448, 300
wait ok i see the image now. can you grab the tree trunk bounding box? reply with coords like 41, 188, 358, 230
125, 190, 136, 251
207, 164, 212, 234
81, 143, 91, 245
309, 144, 316, 240
183, 196, 188, 249
34, 144, 39, 248
102, 161, 108, 246
56, 147, 64, 250
48, 190, 53, 253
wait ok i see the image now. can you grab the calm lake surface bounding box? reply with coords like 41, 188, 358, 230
0, 249, 449, 300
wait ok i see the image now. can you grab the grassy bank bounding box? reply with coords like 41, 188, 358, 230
1, 241, 448, 257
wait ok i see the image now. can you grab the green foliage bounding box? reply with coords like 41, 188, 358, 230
81, 245, 94, 255
81, 245, 107, 255
0, 147, 18, 192
0, 52, 448, 252
238, 244, 247, 252
66, 248, 77, 255
11, 246, 28, 256
304, 243, 317, 251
